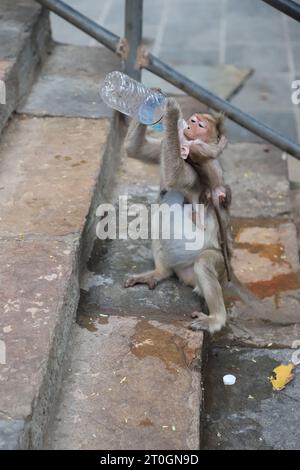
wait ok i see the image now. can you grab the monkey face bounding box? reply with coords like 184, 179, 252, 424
184, 113, 217, 142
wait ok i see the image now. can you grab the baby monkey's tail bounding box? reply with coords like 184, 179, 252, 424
225, 272, 266, 317
211, 195, 232, 282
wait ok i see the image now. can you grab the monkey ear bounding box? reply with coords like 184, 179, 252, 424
180, 146, 189, 159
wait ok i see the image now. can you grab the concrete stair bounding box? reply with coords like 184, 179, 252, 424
1, 1, 300, 451
0, 14, 124, 446
0, 0, 51, 135
45, 157, 205, 450
44, 140, 300, 450
0, 113, 117, 448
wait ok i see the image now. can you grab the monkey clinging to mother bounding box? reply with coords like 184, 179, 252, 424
123, 97, 262, 334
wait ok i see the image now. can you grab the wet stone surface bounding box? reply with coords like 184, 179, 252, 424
80, 182, 204, 323
202, 348, 300, 450
217, 218, 300, 349
55, 145, 300, 450
48, 159, 204, 450
0, 418, 25, 450
80, 238, 203, 322
48, 317, 203, 450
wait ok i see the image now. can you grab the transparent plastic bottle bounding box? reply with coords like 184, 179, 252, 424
100, 71, 166, 125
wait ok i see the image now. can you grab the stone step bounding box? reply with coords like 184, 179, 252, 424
19, 43, 252, 120
1, 14, 299, 448
19, 44, 121, 119
0, 0, 51, 135
46, 141, 300, 450
217, 143, 300, 349
47, 317, 203, 450
45, 157, 204, 450
0, 113, 119, 449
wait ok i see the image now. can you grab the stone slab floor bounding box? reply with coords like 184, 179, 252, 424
47, 142, 300, 449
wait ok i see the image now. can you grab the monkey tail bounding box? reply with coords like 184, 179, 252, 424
212, 198, 232, 282
226, 272, 267, 316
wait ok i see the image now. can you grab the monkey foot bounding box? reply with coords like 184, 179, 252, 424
189, 312, 211, 332
124, 276, 158, 290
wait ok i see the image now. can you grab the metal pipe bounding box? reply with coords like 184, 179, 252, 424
125, 0, 143, 81
35, 0, 120, 52
261, 0, 300, 22
144, 54, 300, 160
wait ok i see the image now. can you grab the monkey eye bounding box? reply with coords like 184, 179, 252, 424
198, 122, 206, 128
191, 118, 196, 123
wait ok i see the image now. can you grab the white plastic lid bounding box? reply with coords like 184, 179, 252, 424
223, 374, 236, 386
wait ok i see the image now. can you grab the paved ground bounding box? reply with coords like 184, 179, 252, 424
48, 142, 300, 450
51, 0, 300, 183
203, 348, 300, 450
47, 317, 203, 450
45, 153, 205, 451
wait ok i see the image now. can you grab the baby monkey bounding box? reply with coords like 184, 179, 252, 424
178, 112, 227, 200
172, 102, 232, 280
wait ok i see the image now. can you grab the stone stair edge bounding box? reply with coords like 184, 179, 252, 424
0, 110, 125, 448
0, 2, 51, 136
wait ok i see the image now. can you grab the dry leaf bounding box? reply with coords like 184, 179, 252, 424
270, 364, 295, 391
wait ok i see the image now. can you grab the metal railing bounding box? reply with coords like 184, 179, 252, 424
261, 0, 300, 21
36, 0, 300, 160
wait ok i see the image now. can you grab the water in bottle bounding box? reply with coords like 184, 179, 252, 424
100, 71, 166, 125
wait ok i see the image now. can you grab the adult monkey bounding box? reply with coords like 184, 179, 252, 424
124, 98, 232, 333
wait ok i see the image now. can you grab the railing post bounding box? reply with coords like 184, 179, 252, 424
124, 0, 143, 81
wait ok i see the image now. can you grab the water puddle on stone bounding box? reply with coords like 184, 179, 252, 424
229, 217, 300, 308
77, 312, 109, 332
130, 320, 196, 374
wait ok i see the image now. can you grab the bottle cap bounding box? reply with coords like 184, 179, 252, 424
223, 374, 236, 386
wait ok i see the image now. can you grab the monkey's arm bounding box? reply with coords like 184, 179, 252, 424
189, 135, 228, 161
162, 98, 198, 189
124, 119, 161, 163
